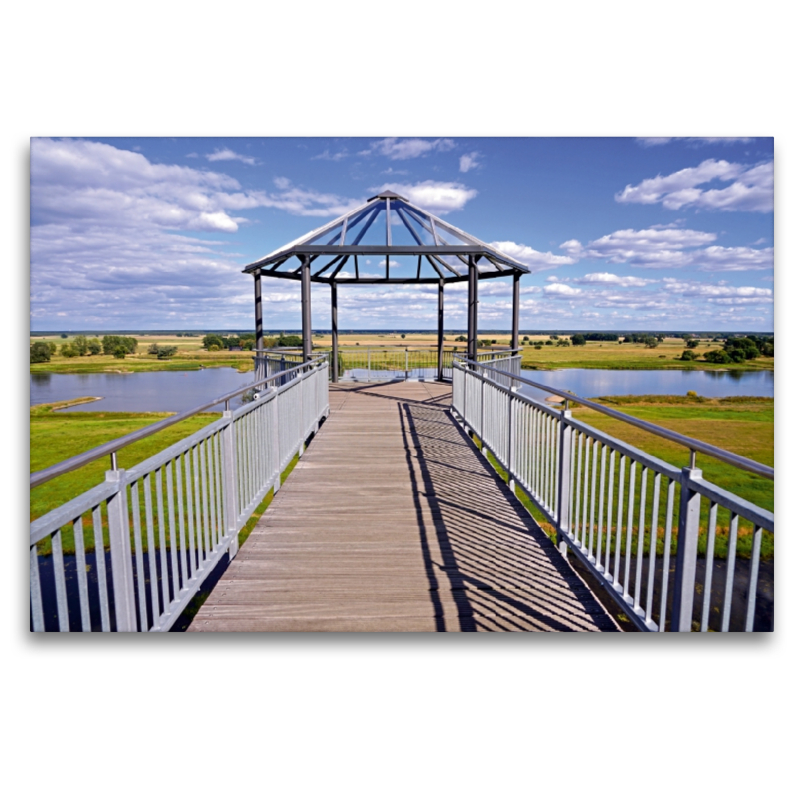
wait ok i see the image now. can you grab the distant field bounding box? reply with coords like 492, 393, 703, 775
30, 332, 773, 373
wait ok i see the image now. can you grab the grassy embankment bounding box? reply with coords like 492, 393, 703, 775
478, 395, 773, 560
31, 333, 774, 373
31, 400, 301, 555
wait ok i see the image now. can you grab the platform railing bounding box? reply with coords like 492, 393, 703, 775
451, 356, 774, 632
30, 357, 329, 632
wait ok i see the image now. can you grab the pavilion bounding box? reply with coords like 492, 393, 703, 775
243, 191, 529, 381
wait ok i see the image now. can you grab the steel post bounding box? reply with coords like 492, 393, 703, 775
254, 269, 263, 353
301, 256, 312, 362
331, 282, 339, 383
468, 255, 478, 364
511, 273, 520, 351
437, 278, 444, 381
556, 409, 573, 555
222, 411, 239, 559
672, 467, 703, 631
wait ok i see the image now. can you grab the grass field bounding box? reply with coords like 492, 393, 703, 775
30, 332, 774, 373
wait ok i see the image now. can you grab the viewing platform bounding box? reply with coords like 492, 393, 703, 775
189, 382, 616, 632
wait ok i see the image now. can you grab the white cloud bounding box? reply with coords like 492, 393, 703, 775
359, 138, 456, 160
662, 279, 773, 303
616, 158, 773, 212
560, 226, 773, 272
490, 241, 576, 272
636, 137, 754, 147
311, 148, 349, 161
206, 147, 259, 165
574, 272, 658, 287
459, 152, 480, 173
375, 180, 477, 214
544, 283, 582, 297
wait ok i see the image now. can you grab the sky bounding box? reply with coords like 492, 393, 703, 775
30, 136, 774, 333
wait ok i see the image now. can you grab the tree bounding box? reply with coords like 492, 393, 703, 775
102, 335, 137, 355
113, 346, 127, 359
570, 334, 586, 346
545, 340, 554, 346
30, 342, 51, 363
147, 343, 160, 355
72, 335, 89, 356
679, 350, 697, 361
47, 342, 58, 355
277, 334, 302, 347
401, 333, 406, 339
156, 345, 178, 359
703, 349, 732, 364
60, 333, 68, 339
686, 339, 699, 349
202, 334, 224, 350
87, 338, 102, 355
643, 336, 658, 348
556, 339, 570, 347
534, 344, 542, 350
60, 343, 78, 357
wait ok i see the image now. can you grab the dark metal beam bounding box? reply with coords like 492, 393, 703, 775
512, 273, 520, 350
301, 257, 312, 362
437, 278, 444, 382
331, 282, 338, 383
254, 269, 263, 352
468, 255, 478, 364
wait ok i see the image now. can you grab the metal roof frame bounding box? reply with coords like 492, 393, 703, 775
243, 191, 530, 284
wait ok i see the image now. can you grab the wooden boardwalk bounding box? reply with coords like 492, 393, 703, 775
189, 382, 617, 632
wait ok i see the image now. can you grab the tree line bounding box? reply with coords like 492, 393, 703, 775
30, 335, 139, 362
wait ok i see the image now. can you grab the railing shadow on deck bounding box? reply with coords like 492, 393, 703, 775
397, 400, 619, 632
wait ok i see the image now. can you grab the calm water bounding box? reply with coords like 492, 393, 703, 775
518, 368, 773, 402
30, 368, 255, 412
30, 366, 773, 413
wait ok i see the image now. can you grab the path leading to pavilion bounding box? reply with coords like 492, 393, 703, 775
189, 381, 618, 632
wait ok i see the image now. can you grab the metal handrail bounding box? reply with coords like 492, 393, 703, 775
455, 356, 774, 481
30, 357, 327, 489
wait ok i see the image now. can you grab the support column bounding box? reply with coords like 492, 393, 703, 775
301, 257, 312, 362
254, 269, 263, 352
468, 255, 478, 364
437, 278, 444, 381
331, 281, 339, 383
511, 273, 520, 351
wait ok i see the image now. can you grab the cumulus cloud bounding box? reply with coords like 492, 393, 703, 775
206, 147, 259, 165
359, 138, 456, 160
311, 148, 349, 161
573, 272, 658, 287
662, 278, 773, 304
375, 180, 477, 214
544, 283, 582, 297
561, 226, 773, 272
616, 158, 773, 212
490, 241, 577, 272
459, 152, 480, 172
636, 137, 754, 147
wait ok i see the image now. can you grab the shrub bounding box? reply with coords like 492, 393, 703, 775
47, 342, 58, 355
156, 346, 178, 359
545, 340, 554, 346
113, 346, 127, 359
203, 334, 224, 350
704, 349, 732, 364
208, 344, 220, 352
570, 334, 586, 346
102, 335, 138, 355
147, 343, 160, 355
679, 350, 697, 361
30, 342, 51, 363
60, 343, 77, 357
277, 334, 303, 347
87, 338, 102, 355
534, 344, 542, 350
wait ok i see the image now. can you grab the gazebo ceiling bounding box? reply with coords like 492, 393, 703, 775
243, 191, 530, 284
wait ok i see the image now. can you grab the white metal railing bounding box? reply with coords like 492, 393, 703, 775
30, 359, 329, 632
451, 357, 774, 632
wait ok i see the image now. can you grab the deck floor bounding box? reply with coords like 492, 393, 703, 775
189, 381, 617, 632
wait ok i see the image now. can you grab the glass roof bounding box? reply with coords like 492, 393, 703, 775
243, 191, 529, 284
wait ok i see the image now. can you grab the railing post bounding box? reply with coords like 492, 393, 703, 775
556, 409, 573, 557
405, 348, 409, 381
222, 410, 239, 559
507, 387, 517, 490
672, 467, 703, 631
480, 369, 487, 455
271, 389, 281, 493
105, 469, 137, 631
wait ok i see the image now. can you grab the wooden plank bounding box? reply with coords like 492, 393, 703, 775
189, 381, 617, 632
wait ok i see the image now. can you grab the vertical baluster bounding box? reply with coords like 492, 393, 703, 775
581, 435, 591, 549
659, 480, 676, 632
596, 445, 607, 570
721, 514, 738, 632
613, 456, 626, 590
745, 526, 763, 632
144, 474, 161, 619
193, 444, 204, 558
200, 439, 211, 557
51, 528, 69, 631
206, 437, 219, 548
573, 432, 583, 541
622, 460, 638, 601
645, 473, 661, 628
175, 456, 188, 588
73, 517, 91, 631
155, 467, 170, 612
130, 482, 149, 630
532, 409, 540, 497
634, 467, 648, 613
588, 440, 598, 557
700, 502, 718, 631
214, 432, 225, 546
604, 449, 615, 579
93, 505, 111, 631
567, 428, 577, 538
30, 543, 45, 632
185, 451, 198, 575
166, 461, 181, 598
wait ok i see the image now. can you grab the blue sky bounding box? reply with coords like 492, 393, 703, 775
30, 136, 774, 332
